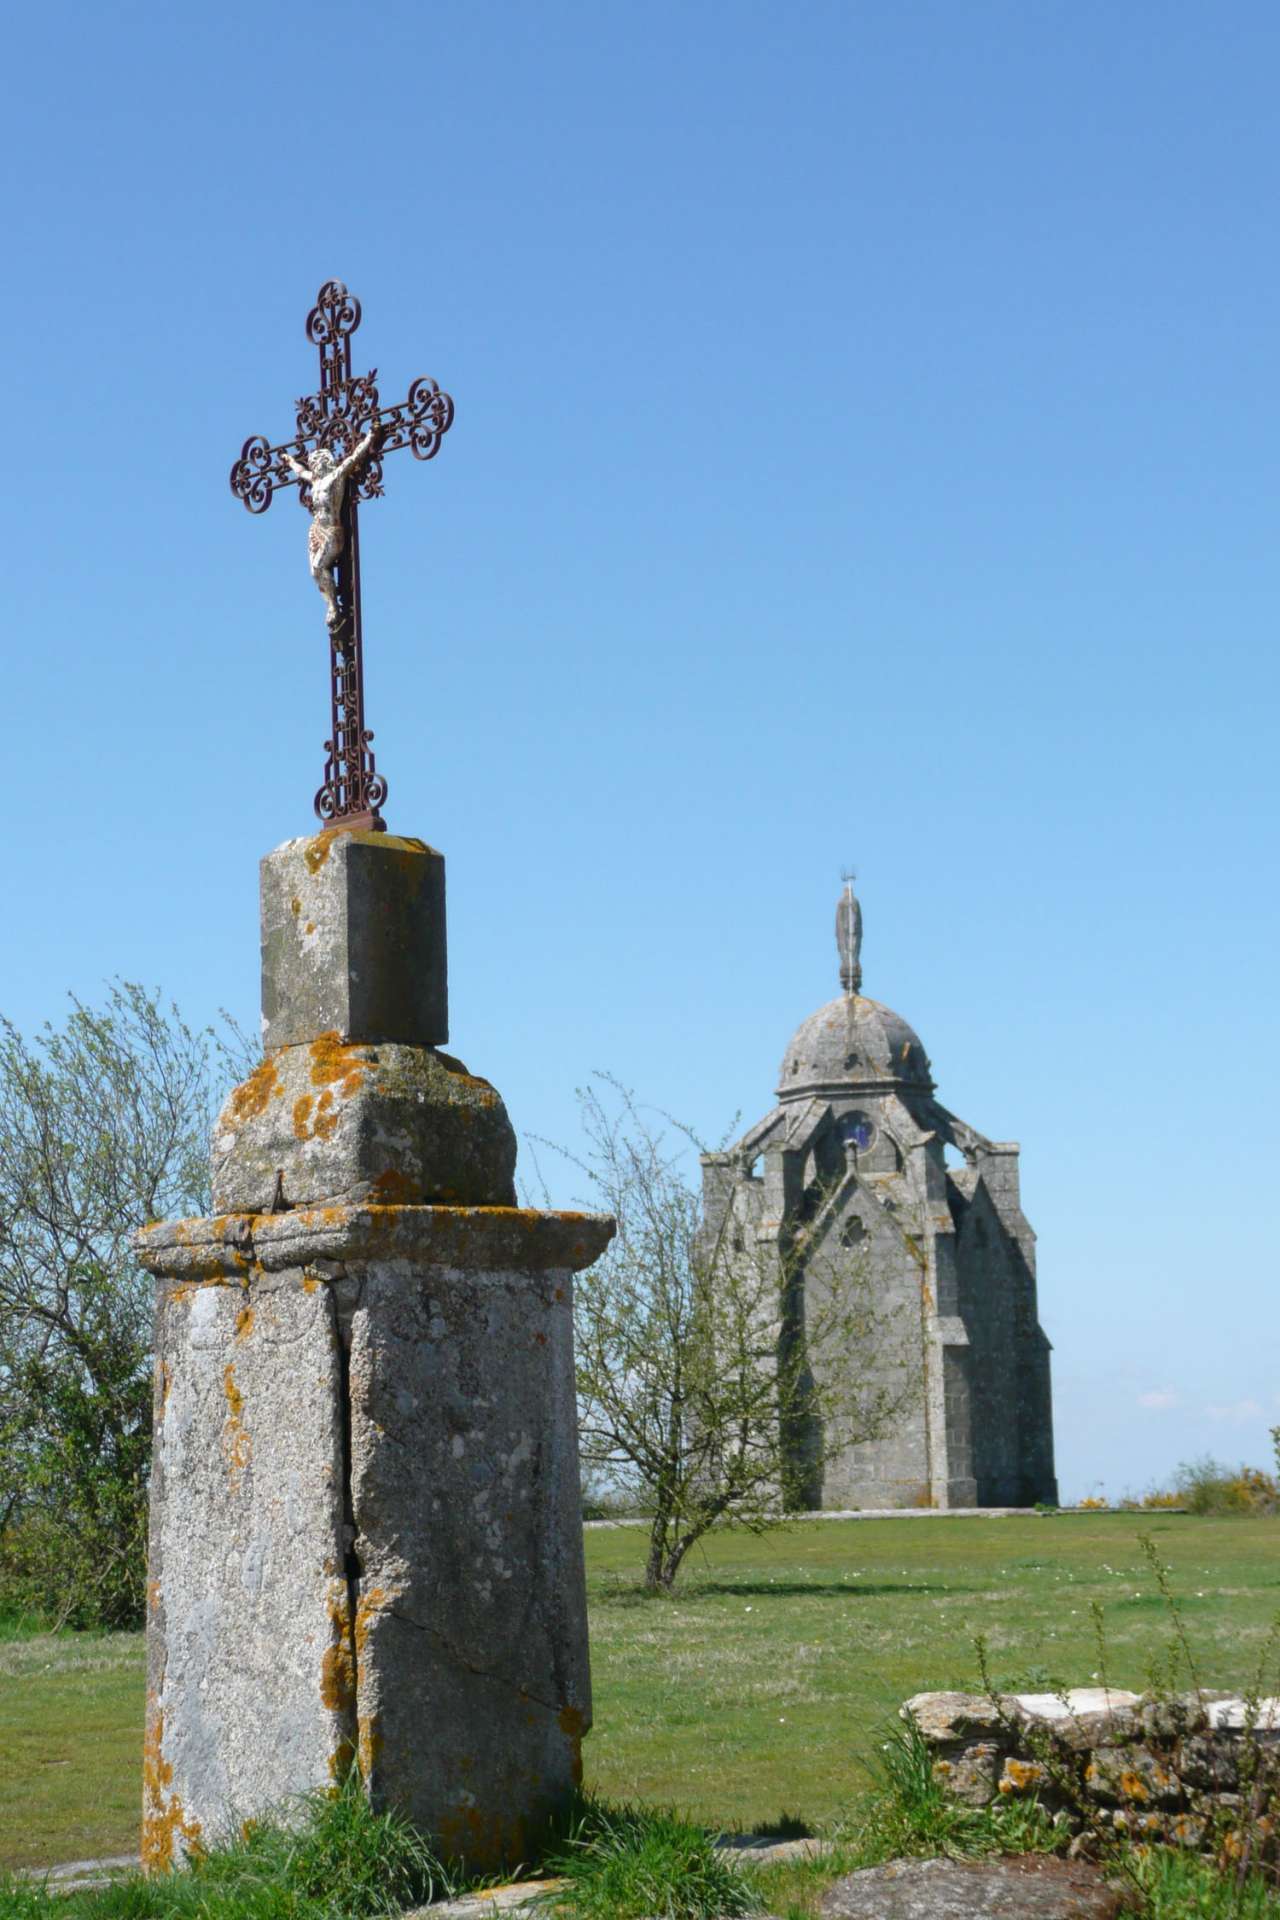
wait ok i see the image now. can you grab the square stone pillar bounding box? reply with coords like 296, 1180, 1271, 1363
259, 831, 448, 1051
139, 833, 612, 1875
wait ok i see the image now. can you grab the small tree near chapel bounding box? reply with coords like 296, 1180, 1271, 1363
564, 1078, 910, 1591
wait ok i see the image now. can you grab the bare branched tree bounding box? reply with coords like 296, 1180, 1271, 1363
0, 983, 251, 1627
561, 1078, 910, 1591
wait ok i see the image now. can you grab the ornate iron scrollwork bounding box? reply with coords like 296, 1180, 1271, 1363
229, 281, 455, 830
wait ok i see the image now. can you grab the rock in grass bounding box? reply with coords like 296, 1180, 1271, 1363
930, 1741, 1003, 1806
901, 1691, 1010, 1742
818, 1853, 1126, 1917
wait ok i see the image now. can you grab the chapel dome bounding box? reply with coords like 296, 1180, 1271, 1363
778, 993, 934, 1098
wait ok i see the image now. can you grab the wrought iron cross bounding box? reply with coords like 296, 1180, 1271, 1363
230, 280, 454, 831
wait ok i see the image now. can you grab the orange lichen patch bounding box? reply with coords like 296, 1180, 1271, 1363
1224, 1821, 1276, 1861
321, 1585, 356, 1716
353, 1585, 391, 1660
357, 1710, 383, 1782
293, 1088, 339, 1142
228, 1057, 283, 1125
309, 1031, 368, 1101
999, 1758, 1047, 1794
222, 1366, 251, 1488
371, 1167, 417, 1204
349, 1587, 395, 1782
147, 1577, 162, 1616
304, 922, 316, 935
223, 1366, 243, 1423
234, 1305, 255, 1341
303, 837, 333, 873
290, 896, 302, 916
378, 834, 432, 854
1120, 1771, 1151, 1802
435, 1052, 500, 1104
141, 1703, 204, 1873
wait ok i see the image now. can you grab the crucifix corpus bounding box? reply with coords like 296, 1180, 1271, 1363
230, 279, 455, 832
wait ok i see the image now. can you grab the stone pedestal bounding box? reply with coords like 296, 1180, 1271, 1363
139, 832, 612, 1874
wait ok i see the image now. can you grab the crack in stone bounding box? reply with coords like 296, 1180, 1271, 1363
329, 1273, 365, 1766
383, 1607, 566, 1717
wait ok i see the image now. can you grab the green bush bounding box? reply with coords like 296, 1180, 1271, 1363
1174, 1457, 1278, 1517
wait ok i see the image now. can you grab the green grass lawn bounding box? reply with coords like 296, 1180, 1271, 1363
4, 1514, 1278, 1873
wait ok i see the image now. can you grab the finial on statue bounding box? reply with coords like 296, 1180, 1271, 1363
837, 871, 862, 996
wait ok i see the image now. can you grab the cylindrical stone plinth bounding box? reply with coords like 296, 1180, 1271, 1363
138, 1204, 612, 1875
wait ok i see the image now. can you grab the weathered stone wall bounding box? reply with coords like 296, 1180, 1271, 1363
905, 1687, 1280, 1857
804, 1193, 932, 1510
952, 1184, 1025, 1503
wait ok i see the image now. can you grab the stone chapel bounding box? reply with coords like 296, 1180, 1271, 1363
700, 882, 1057, 1510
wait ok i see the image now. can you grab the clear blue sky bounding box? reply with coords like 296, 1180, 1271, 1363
6, 1, 1277, 1503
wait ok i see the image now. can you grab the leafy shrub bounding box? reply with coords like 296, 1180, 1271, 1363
1173, 1458, 1278, 1517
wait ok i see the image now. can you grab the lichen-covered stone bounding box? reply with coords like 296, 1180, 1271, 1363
143, 824, 616, 1880
930, 1741, 1002, 1806
999, 1755, 1052, 1796
902, 1691, 1010, 1743
345, 1258, 592, 1868
818, 1854, 1126, 1918
210, 1038, 517, 1213
1207, 1697, 1280, 1734
138, 1204, 612, 1283
1014, 1689, 1142, 1752
1097, 1807, 1167, 1838
139, 1208, 613, 1878
1132, 1691, 1209, 1740
143, 1270, 351, 1871
1084, 1745, 1184, 1808
260, 832, 447, 1051
1180, 1733, 1241, 1792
